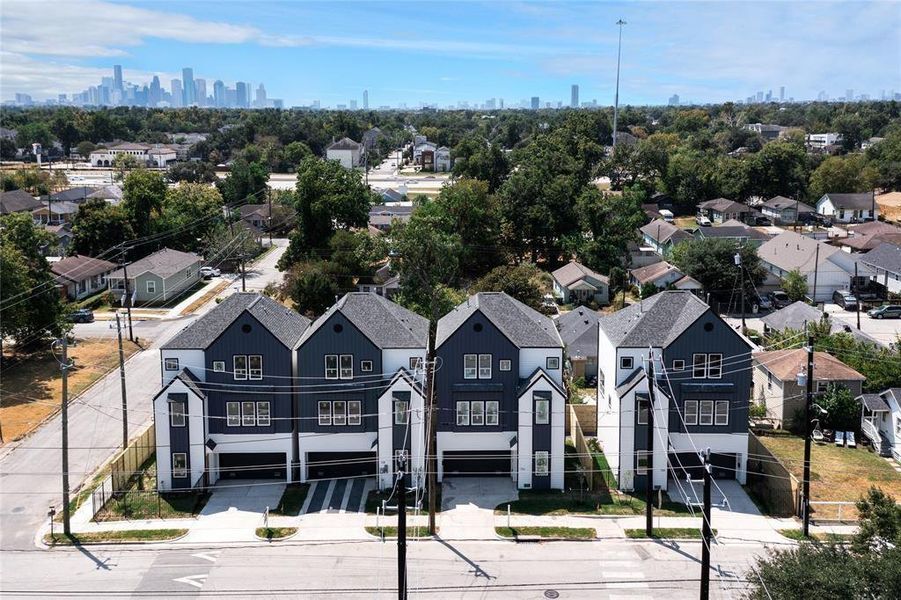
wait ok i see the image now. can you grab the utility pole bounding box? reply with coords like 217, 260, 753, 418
120, 252, 134, 342
854, 261, 861, 330
811, 244, 820, 306
612, 19, 627, 150
426, 351, 438, 535
644, 352, 656, 537
267, 186, 273, 246
397, 454, 408, 600
735, 249, 746, 330
116, 312, 128, 449
801, 334, 814, 537
240, 252, 247, 292
700, 449, 712, 600
59, 336, 72, 536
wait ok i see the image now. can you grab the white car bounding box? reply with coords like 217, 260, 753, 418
696, 215, 712, 227
200, 266, 221, 279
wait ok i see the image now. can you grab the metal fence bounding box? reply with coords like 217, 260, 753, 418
90, 425, 155, 520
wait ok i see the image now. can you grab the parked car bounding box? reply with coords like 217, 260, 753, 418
696, 215, 712, 227
768, 290, 791, 309
868, 304, 901, 319
756, 295, 773, 311
68, 308, 94, 323
832, 289, 858, 310
200, 266, 221, 279
753, 216, 772, 226
659, 209, 674, 223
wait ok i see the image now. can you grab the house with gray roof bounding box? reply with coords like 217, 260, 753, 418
107, 247, 202, 304
49, 186, 98, 203
760, 196, 814, 224
556, 306, 600, 381
32, 200, 79, 225
816, 192, 878, 223
155, 293, 312, 491
325, 137, 363, 169
697, 198, 755, 224
596, 291, 753, 493
640, 219, 692, 256
436, 292, 566, 490
551, 261, 610, 305
692, 223, 769, 246
51, 254, 117, 300
859, 243, 901, 294
0, 189, 42, 214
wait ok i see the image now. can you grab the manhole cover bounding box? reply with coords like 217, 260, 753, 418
544, 591, 560, 599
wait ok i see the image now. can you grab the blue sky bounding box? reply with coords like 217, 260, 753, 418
2, 0, 899, 106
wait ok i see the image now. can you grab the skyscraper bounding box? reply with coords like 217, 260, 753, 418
363, 90, 369, 110
350, 99, 358, 110
194, 78, 207, 107
668, 94, 680, 106
235, 81, 248, 108
113, 65, 123, 91
571, 84, 579, 108
213, 80, 226, 107
255, 84, 267, 108
779, 86, 785, 102
149, 76, 161, 106
531, 96, 540, 110
182, 67, 195, 106
170, 79, 183, 108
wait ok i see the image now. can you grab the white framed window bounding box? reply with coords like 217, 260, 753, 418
692, 354, 707, 379
164, 358, 179, 371
212, 360, 225, 373
816, 381, 829, 393
699, 400, 714, 425
672, 359, 685, 371
708, 354, 722, 379
361, 360, 373, 372
714, 400, 729, 426
486, 401, 499, 426
499, 359, 512, 372
394, 399, 409, 425
637, 397, 649, 425
456, 402, 470, 426
248, 355, 263, 380
169, 401, 186, 427
636, 451, 650, 475
535, 393, 550, 424
478, 354, 492, 379
684, 400, 698, 426
318, 401, 332, 426
325, 355, 338, 379
172, 453, 187, 478
226, 402, 240, 426
233, 355, 248, 380
348, 400, 362, 426
409, 357, 423, 371
463, 354, 477, 379
332, 400, 347, 426
256, 402, 271, 427
535, 451, 549, 476
146, 280, 156, 294
546, 356, 560, 370
241, 401, 255, 426
620, 356, 634, 370
471, 401, 485, 425
339, 355, 353, 379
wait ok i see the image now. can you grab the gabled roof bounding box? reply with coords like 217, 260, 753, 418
380, 367, 425, 396
556, 306, 599, 359
698, 198, 751, 213
299, 292, 428, 350
86, 185, 123, 201
327, 137, 362, 151
436, 292, 562, 349
694, 225, 769, 241
0, 189, 42, 214
639, 220, 692, 244
51, 254, 116, 283
109, 248, 201, 279
163, 292, 311, 350
615, 367, 647, 397
753, 349, 864, 382
860, 243, 901, 273
238, 203, 270, 219
836, 222, 901, 251
598, 291, 712, 348
49, 187, 97, 202
760, 301, 824, 332
757, 231, 841, 274
33, 200, 79, 215
552, 261, 609, 288
819, 193, 874, 210
858, 393, 890, 412
763, 196, 814, 212
154, 367, 206, 400
517, 367, 566, 398
629, 261, 683, 285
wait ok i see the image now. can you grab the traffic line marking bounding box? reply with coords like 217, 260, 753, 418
191, 551, 220, 563
173, 574, 208, 589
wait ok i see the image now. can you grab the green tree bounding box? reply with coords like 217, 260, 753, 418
283, 141, 313, 171
808, 154, 867, 200
281, 262, 339, 318
452, 136, 510, 192
0, 138, 17, 160
866, 127, 901, 190
112, 153, 141, 181
122, 169, 166, 236
70, 198, 135, 257
470, 264, 544, 310
155, 184, 224, 252
817, 384, 859, 431
640, 282, 660, 299
854, 487, 901, 552
746, 140, 810, 199
570, 187, 645, 275
216, 158, 269, 206
783, 269, 809, 301
671, 238, 765, 303
75, 141, 97, 159
15, 122, 53, 152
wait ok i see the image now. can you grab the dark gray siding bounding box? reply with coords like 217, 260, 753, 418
632, 392, 650, 491
167, 392, 191, 489
662, 312, 751, 435
436, 311, 519, 432
296, 311, 382, 434
205, 311, 294, 436
531, 390, 552, 490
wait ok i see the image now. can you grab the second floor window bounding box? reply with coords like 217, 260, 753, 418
169, 400, 186, 427
325, 355, 338, 379
478, 354, 492, 379
692, 354, 723, 379
546, 356, 560, 370
394, 399, 409, 425
164, 358, 179, 371
234, 355, 248, 380
248, 355, 262, 380
340, 355, 353, 379
317, 400, 362, 427
534, 392, 550, 424
241, 401, 255, 426
456, 401, 470, 425
620, 356, 634, 370
463, 354, 477, 379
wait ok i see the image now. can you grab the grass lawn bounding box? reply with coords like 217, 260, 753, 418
624, 528, 715, 539
778, 529, 854, 543
136, 280, 205, 309
758, 434, 901, 519
496, 526, 595, 540
256, 527, 298, 540
45, 529, 187, 545
365, 526, 436, 538
180, 280, 229, 315
498, 489, 692, 517
271, 483, 309, 516
0, 337, 142, 443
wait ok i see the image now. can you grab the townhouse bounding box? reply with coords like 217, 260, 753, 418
435, 292, 566, 490
596, 291, 752, 492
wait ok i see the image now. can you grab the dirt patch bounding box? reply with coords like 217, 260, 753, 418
876, 193, 901, 223
181, 280, 230, 315
0, 337, 141, 444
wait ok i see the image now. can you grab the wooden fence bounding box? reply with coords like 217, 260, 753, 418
565, 403, 597, 436
91, 424, 155, 519
746, 432, 799, 518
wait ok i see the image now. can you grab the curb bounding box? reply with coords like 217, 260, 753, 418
39, 530, 190, 549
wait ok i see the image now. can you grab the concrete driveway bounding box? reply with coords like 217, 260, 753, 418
439, 477, 518, 540
182, 479, 286, 543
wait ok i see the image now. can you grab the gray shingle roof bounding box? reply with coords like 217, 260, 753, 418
109, 247, 201, 279
50, 187, 98, 202
298, 292, 428, 349
436, 292, 562, 349
327, 137, 362, 151
175, 368, 206, 398
598, 291, 711, 347
858, 393, 890, 412
640, 220, 692, 244
820, 193, 874, 210
517, 367, 567, 398
51, 254, 116, 283
556, 306, 599, 359
763, 196, 814, 212
695, 225, 769, 241
552, 261, 609, 288
698, 198, 750, 213
760, 301, 824, 332
163, 293, 311, 350
861, 243, 901, 274
0, 189, 42, 214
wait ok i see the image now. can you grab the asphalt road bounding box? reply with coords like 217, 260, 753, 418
0, 538, 760, 599
0, 242, 288, 552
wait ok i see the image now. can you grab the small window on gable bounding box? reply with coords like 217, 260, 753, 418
620, 356, 634, 370
212, 361, 225, 373
499, 359, 512, 372
409, 357, 423, 371
361, 360, 373, 372
546, 356, 560, 370
672, 359, 685, 372
164, 358, 179, 371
